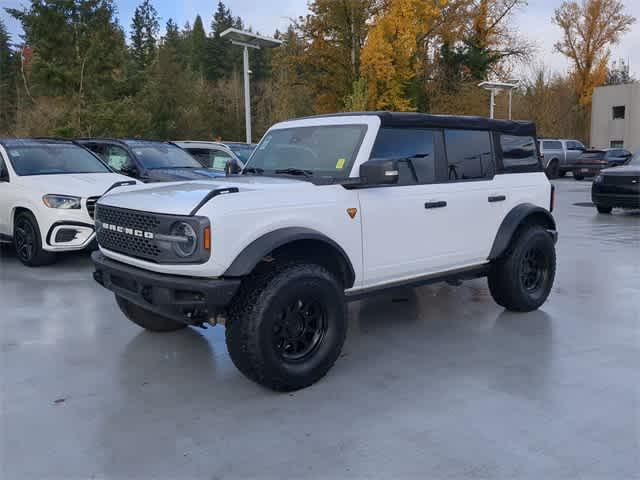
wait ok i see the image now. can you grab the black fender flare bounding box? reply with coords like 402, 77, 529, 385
223, 227, 356, 287
488, 203, 557, 260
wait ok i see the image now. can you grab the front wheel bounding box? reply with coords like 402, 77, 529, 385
596, 205, 613, 214
488, 225, 556, 312
226, 263, 347, 391
116, 295, 188, 332
546, 160, 559, 179
13, 212, 56, 267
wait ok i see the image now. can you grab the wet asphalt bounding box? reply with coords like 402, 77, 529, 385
0, 178, 638, 479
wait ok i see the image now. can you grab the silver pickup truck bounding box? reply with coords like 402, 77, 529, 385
539, 139, 586, 178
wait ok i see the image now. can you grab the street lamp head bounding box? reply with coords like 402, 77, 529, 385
220, 28, 282, 50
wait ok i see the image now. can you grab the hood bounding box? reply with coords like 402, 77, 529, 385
145, 167, 226, 182
98, 175, 315, 215
18, 172, 135, 197
600, 165, 640, 176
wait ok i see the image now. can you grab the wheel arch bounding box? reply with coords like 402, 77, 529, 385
488, 204, 556, 261
224, 227, 356, 289
10, 206, 37, 234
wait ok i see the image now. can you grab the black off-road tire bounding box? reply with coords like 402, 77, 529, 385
225, 263, 347, 391
116, 295, 188, 332
596, 205, 613, 214
546, 160, 560, 179
488, 225, 556, 312
13, 211, 56, 267
558, 170, 567, 177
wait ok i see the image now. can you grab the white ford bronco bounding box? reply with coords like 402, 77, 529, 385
92, 113, 557, 391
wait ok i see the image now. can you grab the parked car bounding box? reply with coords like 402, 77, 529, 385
571, 148, 632, 180
592, 151, 640, 213
538, 138, 586, 178
0, 138, 139, 266
91, 112, 557, 391
76, 139, 225, 182
172, 141, 254, 174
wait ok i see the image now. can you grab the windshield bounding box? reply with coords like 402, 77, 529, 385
245, 125, 367, 179
6, 144, 110, 176
227, 144, 255, 163
629, 151, 640, 165
132, 144, 202, 169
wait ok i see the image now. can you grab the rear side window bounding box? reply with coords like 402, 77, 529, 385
0, 152, 7, 179
444, 130, 493, 181
371, 128, 435, 184
543, 141, 562, 150
500, 135, 540, 170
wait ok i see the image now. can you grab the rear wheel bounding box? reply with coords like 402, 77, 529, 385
116, 295, 188, 332
226, 263, 347, 391
546, 160, 560, 179
558, 170, 567, 178
596, 205, 613, 214
488, 225, 556, 312
13, 212, 56, 267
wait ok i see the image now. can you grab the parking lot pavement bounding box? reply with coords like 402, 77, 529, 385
0, 178, 638, 479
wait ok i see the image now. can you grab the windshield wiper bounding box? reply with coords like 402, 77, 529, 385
243, 167, 264, 175
275, 168, 314, 177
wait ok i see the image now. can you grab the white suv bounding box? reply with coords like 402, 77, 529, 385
0, 139, 137, 266
91, 113, 557, 391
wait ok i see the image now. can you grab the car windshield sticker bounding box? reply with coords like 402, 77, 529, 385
336, 158, 346, 169
9, 150, 20, 157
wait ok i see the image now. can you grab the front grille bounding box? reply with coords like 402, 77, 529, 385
604, 175, 639, 186
95, 205, 163, 261
86, 196, 100, 220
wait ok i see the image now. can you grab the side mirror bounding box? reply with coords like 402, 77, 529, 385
225, 160, 241, 176
359, 159, 399, 185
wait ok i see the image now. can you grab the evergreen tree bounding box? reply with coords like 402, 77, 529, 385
191, 15, 207, 75
0, 19, 17, 134
130, 0, 160, 71
205, 1, 236, 80
164, 19, 180, 51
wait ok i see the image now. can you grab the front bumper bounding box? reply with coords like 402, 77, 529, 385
571, 166, 604, 177
592, 192, 640, 209
92, 251, 241, 324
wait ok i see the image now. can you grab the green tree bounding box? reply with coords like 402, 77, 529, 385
0, 19, 17, 134
130, 0, 159, 71
206, 1, 240, 80
190, 15, 207, 75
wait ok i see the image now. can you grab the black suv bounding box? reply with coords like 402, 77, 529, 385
592, 151, 640, 213
76, 139, 225, 182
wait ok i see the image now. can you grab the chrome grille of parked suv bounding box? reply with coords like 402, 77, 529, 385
95, 205, 163, 260
86, 196, 100, 220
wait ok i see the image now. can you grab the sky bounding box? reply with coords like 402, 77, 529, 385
2, 0, 639, 79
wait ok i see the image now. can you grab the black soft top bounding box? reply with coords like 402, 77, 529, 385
300, 112, 537, 137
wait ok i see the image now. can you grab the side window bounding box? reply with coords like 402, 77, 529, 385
0, 153, 8, 180
210, 150, 232, 171
370, 128, 435, 185
104, 145, 132, 172
543, 140, 562, 150
500, 135, 540, 170
444, 129, 493, 181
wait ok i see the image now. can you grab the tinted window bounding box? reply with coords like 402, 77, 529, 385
371, 128, 435, 184
185, 148, 233, 171
444, 130, 493, 180
226, 144, 255, 163
132, 144, 202, 169
612, 106, 625, 119
501, 135, 539, 169
103, 145, 133, 172
6, 144, 111, 176
543, 140, 563, 150
610, 140, 624, 148
248, 125, 366, 179
0, 154, 7, 179
566, 141, 584, 151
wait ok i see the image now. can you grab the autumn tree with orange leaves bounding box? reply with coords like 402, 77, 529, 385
553, 0, 635, 107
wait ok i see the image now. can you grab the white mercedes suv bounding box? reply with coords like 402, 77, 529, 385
91, 113, 558, 391
0, 139, 137, 266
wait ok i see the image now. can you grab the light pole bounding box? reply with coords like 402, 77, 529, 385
478, 81, 519, 119
221, 28, 282, 144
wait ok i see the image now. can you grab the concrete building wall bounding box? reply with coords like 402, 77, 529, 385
590, 83, 640, 153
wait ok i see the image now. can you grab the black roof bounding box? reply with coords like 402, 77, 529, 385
299, 112, 537, 136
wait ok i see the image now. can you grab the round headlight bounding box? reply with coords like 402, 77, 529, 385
170, 222, 198, 257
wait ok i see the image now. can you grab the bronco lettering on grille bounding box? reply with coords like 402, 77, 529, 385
100, 222, 154, 239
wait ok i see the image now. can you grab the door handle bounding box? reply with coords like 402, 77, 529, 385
425, 201, 447, 209
488, 195, 506, 203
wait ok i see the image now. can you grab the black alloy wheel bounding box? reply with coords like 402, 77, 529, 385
14, 216, 36, 262
272, 297, 328, 362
